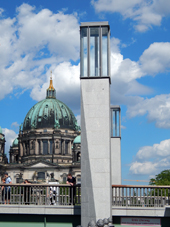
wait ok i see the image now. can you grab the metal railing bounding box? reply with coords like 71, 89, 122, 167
0, 184, 81, 205
1, 184, 170, 207
112, 185, 170, 207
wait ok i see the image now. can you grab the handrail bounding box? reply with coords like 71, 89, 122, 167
0, 184, 81, 206
112, 185, 170, 207
112, 184, 170, 188
0, 184, 169, 208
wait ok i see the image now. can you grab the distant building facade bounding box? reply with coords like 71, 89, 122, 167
1, 77, 81, 183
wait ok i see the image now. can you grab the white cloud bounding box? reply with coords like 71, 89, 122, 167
130, 139, 170, 175
2, 128, 18, 160
127, 94, 170, 128
1, 3, 170, 129
30, 62, 80, 112
136, 139, 170, 160
76, 115, 81, 126
130, 161, 157, 175
139, 42, 170, 75
109, 40, 152, 105
0, 3, 80, 100
92, 0, 170, 32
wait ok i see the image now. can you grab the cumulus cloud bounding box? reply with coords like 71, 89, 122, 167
92, 0, 170, 32
109, 38, 152, 105
0, 3, 80, 100
119, 42, 170, 128
30, 61, 80, 113
76, 115, 81, 126
130, 139, 170, 175
139, 42, 170, 75
127, 94, 170, 128
1, 3, 170, 128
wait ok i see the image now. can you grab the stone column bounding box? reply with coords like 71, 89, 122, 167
48, 140, 50, 154
35, 139, 38, 155
60, 140, 62, 154
23, 143, 26, 156
29, 140, 32, 155
20, 142, 23, 157
62, 140, 65, 155
68, 140, 71, 155
40, 140, 43, 154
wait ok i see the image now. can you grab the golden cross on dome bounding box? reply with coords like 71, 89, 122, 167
50, 70, 52, 80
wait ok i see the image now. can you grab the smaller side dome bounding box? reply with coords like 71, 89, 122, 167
12, 138, 18, 147
0, 126, 2, 134
73, 135, 81, 144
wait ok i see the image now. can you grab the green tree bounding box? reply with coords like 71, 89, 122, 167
149, 170, 170, 185
149, 170, 170, 197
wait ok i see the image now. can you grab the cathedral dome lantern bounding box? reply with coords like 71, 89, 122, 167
46, 71, 56, 99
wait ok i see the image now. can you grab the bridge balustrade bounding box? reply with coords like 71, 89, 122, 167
112, 185, 170, 207
0, 184, 170, 208
0, 184, 81, 206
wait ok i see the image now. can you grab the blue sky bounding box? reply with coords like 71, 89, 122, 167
0, 0, 170, 184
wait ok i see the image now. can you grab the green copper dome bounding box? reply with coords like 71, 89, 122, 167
0, 126, 2, 134
12, 138, 18, 147
23, 77, 78, 131
73, 135, 81, 144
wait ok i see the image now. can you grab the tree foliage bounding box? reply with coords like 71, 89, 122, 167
149, 169, 170, 185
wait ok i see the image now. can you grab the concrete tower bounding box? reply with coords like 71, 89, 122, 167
80, 22, 112, 227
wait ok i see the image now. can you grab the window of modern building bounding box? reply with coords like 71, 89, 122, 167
80, 22, 110, 78
110, 106, 121, 137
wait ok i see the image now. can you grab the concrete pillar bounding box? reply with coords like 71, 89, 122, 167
111, 138, 121, 185
81, 78, 111, 226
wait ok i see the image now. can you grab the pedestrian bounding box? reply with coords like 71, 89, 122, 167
4, 172, 12, 204
66, 173, 76, 205
23, 179, 32, 204
1, 177, 6, 204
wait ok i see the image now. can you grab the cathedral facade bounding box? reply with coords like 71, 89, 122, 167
0, 77, 81, 183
